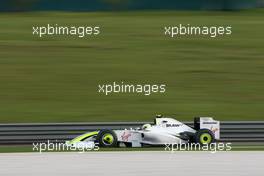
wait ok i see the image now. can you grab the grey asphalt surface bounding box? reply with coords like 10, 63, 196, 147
0, 151, 263, 176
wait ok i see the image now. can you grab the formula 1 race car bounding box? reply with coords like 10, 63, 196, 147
66, 115, 220, 148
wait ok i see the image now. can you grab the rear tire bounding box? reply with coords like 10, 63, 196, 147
97, 129, 118, 147
195, 129, 215, 145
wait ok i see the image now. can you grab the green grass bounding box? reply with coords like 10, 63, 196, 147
0, 10, 263, 123
0, 146, 33, 153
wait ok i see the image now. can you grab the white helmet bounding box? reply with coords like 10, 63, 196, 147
142, 124, 151, 131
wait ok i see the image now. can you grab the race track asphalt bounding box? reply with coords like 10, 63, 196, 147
0, 151, 263, 176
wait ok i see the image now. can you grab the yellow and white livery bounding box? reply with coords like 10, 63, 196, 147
66, 116, 220, 148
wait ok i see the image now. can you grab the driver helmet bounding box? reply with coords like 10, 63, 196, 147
142, 124, 151, 130
156, 114, 163, 118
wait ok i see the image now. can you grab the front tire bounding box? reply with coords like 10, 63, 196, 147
97, 129, 118, 147
195, 129, 215, 145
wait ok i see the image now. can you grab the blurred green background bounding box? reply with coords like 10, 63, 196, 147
1, 0, 262, 11
0, 9, 263, 122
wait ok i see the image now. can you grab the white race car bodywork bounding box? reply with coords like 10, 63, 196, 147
115, 117, 219, 147
66, 116, 220, 148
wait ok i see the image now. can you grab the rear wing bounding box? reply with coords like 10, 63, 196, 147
194, 117, 220, 139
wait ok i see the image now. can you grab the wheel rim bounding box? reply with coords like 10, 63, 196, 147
200, 133, 212, 144
102, 133, 114, 145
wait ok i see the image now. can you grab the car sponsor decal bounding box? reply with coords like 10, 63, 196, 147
203, 122, 217, 124
210, 126, 219, 134
166, 124, 183, 127
121, 131, 132, 142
